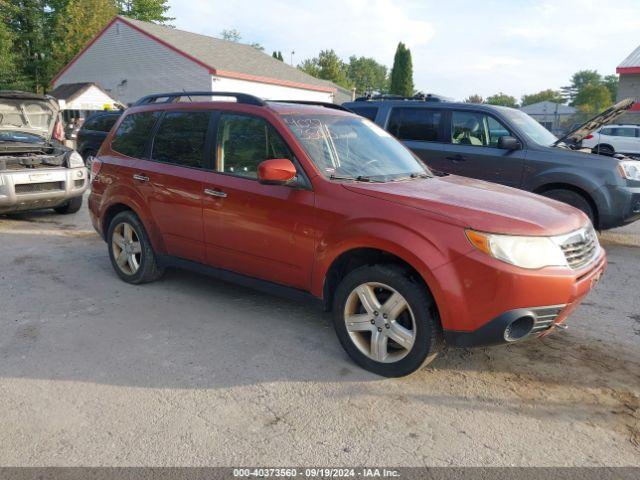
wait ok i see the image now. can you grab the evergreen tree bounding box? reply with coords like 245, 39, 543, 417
389, 42, 413, 97
277, 51, 284, 61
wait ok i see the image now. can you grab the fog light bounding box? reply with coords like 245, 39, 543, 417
504, 316, 534, 342
76, 171, 83, 178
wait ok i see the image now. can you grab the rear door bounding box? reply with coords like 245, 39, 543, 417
135, 110, 212, 263
385, 106, 450, 173
200, 111, 316, 290
611, 127, 639, 154
439, 110, 526, 187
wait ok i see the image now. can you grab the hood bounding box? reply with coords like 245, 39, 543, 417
553, 98, 635, 147
344, 175, 587, 236
0, 91, 60, 141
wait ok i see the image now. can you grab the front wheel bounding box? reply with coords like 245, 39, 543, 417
592, 144, 614, 156
54, 196, 83, 214
332, 264, 440, 377
540, 189, 595, 225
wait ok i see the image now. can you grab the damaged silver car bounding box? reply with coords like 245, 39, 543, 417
0, 91, 88, 215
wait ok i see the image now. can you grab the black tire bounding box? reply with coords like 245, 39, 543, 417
107, 210, 164, 284
541, 189, 595, 225
54, 196, 83, 214
592, 144, 614, 156
332, 264, 440, 377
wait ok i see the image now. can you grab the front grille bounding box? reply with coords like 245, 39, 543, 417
558, 227, 599, 269
74, 179, 84, 188
529, 305, 564, 334
14, 181, 64, 194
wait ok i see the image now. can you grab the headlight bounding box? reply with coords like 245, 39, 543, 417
466, 230, 568, 269
67, 151, 85, 168
618, 160, 640, 181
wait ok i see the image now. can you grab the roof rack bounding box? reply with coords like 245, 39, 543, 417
268, 100, 351, 111
354, 93, 444, 103
133, 91, 266, 107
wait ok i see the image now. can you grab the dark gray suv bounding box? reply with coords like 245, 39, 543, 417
344, 98, 640, 230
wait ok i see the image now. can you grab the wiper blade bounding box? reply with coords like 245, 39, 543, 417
329, 174, 377, 182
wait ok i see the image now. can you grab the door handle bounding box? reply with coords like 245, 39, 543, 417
204, 188, 228, 198
132, 174, 149, 182
446, 154, 467, 163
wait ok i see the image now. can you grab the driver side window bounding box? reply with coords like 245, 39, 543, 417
216, 113, 293, 179
451, 111, 512, 147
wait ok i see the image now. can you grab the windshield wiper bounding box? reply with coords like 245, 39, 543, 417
329, 174, 378, 182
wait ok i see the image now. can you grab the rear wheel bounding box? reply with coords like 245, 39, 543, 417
332, 264, 439, 377
540, 189, 595, 225
54, 196, 83, 214
592, 144, 614, 156
107, 210, 164, 284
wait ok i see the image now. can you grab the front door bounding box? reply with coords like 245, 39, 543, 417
201, 112, 316, 290
136, 110, 211, 263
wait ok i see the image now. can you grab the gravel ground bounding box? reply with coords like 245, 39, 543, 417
0, 204, 638, 467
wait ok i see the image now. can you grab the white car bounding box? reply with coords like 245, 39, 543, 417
581, 124, 640, 157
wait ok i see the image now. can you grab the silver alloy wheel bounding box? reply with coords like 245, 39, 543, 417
112, 222, 142, 275
344, 282, 416, 363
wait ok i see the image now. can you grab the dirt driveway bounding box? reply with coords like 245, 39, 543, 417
0, 207, 638, 466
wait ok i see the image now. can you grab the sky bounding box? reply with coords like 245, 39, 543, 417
167, 0, 640, 101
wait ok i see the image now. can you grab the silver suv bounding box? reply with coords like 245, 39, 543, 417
0, 91, 88, 215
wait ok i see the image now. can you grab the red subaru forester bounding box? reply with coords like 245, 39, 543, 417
89, 92, 606, 377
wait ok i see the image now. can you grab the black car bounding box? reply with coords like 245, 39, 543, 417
344, 97, 640, 230
76, 111, 122, 162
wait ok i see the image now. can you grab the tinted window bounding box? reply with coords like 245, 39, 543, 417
217, 114, 292, 179
600, 127, 614, 136
348, 106, 378, 122
152, 111, 210, 168
611, 127, 637, 138
84, 114, 119, 133
388, 108, 443, 142
111, 112, 160, 158
451, 111, 513, 147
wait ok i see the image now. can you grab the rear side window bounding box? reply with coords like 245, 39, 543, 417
387, 108, 444, 142
611, 127, 637, 138
348, 106, 378, 122
111, 112, 160, 158
151, 111, 210, 169
216, 113, 292, 179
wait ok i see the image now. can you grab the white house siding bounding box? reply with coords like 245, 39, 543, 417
53, 20, 211, 105
211, 75, 334, 103
60, 85, 119, 110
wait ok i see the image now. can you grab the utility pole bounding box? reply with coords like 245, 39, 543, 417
290, 50, 295, 66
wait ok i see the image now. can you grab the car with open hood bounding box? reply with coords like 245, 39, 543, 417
0, 91, 89, 215
89, 92, 606, 377
344, 97, 640, 230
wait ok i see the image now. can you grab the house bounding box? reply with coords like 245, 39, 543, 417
519, 101, 577, 131
49, 82, 122, 124
617, 44, 640, 123
51, 16, 353, 106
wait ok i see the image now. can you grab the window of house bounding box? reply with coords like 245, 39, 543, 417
151, 111, 210, 169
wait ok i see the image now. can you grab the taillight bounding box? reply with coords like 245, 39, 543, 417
583, 134, 594, 140
90, 158, 103, 181
53, 119, 65, 142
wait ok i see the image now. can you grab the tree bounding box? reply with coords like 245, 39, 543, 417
221, 29, 241, 42
389, 42, 413, 97
562, 69, 602, 105
51, 0, 117, 76
603, 74, 619, 102
298, 50, 352, 89
486, 92, 518, 108
521, 89, 564, 107
573, 83, 612, 115
272, 51, 285, 61
116, 0, 173, 24
464, 94, 484, 104
0, 4, 19, 88
347, 55, 387, 95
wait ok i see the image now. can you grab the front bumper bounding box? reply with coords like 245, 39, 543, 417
599, 184, 640, 229
0, 167, 88, 214
437, 247, 607, 348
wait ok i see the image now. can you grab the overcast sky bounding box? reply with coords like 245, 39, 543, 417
167, 0, 640, 101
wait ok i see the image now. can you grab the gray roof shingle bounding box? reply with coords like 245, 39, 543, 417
121, 16, 343, 93
619, 43, 640, 69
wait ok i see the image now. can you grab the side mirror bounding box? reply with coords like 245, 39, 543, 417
258, 158, 297, 185
497, 136, 521, 150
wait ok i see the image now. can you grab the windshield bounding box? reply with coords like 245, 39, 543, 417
0, 99, 56, 137
282, 114, 430, 181
500, 108, 558, 146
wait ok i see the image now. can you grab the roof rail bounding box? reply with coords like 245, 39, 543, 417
354, 93, 444, 103
268, 100, 351, 112
133, 91, 266, 107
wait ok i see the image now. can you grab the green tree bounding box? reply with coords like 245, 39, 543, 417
603, 74, 619, 102
562, 69, 602, 105
116, 0, 173, 23
573, 83, 612, 114
0, 3, 19, 88
464, 94, 484, 104
486, 92, 518, 108
298, 49, 352, 89
521, 89, 564, 107
347, 55, 387, 95
221, 29, 241, 42
389, 42, 413, 97
51, 0, 117, 76
272, 51, 284, 61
